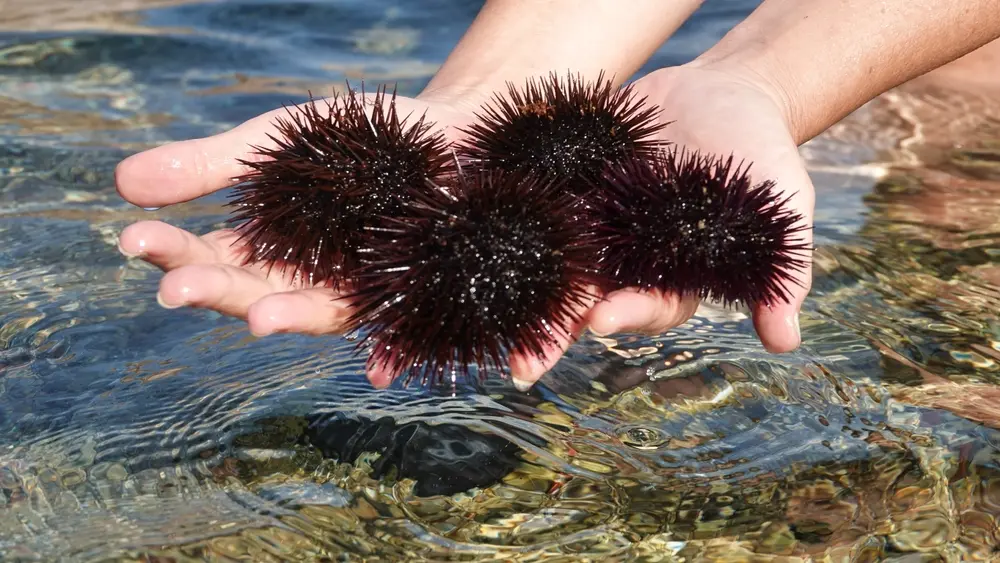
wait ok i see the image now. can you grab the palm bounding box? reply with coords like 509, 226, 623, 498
582, 67, 815, 353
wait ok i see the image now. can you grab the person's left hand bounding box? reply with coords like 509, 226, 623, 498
505, 62, 816, 390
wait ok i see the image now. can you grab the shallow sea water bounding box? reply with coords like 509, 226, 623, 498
2, 1, 1000, 561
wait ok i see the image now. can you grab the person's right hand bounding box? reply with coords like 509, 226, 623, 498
115, 92, 482, 389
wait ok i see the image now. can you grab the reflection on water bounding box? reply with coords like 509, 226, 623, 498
2, 0, 1000, 561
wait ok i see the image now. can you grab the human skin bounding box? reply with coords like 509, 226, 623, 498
694, 0, 1000, 145
418, 0, 704, 106
115, 0, 1000, 390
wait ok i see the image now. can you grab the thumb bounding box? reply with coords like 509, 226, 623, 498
751, 166, 814, 353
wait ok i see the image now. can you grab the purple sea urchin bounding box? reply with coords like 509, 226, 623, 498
344, 164, 602, 385
456, 71, 667, 195
220, 72, 809, 383
591, 148, 811, 308
226, 85, 454, 289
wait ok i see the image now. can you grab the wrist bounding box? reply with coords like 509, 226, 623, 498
416, 0, 705, 112
416, 81, 495, 113
417, 65, 637, 116
686, 47, 809, 145
686, 0, 1000, 146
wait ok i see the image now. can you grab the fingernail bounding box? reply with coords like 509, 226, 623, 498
590, 310, 625, 337
511, 377, 533, 392
786, 313, 801, 342
247, 304, 277, 337
156, 292, 182, 309
117, 242, 144, 259
249, 326, 273, 338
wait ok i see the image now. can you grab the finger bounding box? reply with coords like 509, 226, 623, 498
115, 93, 455, 209
246, 289, 353, 337
506, 322, 582, 392
119, 220, 243, 271
115, 128, 261, 209
586, 289, 701, 336
365, 343, 419, 390
752, 262, 812, 353
366, 359, 398, 390
506, 294, 599, 391
119, 220, 313, 294
157, 264, 274, 319
750, 157, 815, 354
115, 93, 331, 208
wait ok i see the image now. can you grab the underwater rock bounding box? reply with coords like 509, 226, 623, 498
304, 415, 524, 497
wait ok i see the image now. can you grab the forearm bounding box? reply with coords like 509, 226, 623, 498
695, 0, 1000, 143
420, 0, 703, 105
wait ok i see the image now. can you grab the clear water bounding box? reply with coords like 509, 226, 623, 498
2, 1, 1000, 561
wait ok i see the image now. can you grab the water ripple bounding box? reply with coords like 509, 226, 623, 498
3, 0, 1000, 560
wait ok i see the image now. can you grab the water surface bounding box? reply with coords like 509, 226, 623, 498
2, 1, 1000, 561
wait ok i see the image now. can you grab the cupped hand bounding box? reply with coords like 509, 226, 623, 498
510, 65, 815, 390
115, 92, 478, 389
581, 64, 815, 364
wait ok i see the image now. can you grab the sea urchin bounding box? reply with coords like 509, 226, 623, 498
226, 84, 454, 289
344, 164, 602, 385
590, 148, 811, 308
456, 71, 667, 195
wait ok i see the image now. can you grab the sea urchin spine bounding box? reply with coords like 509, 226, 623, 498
590, 148, 811, 308
456, 71, 668, 196
344, 163, 603, 385
226, 84, 454, 290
